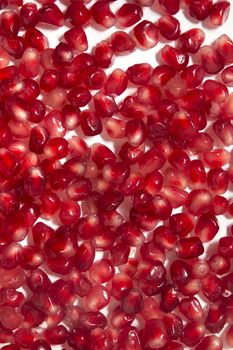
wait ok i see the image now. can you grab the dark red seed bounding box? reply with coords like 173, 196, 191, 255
111, 31, 136, 54
210, 0, 230, 26
157, 15, 180, 40
65, 2, 91, 26
162, 45, 189, 71
189, 0, 213, 20
91, 1, 116, 29
133, 20, 158, 49
158, 0, 180, 14
39, 3, 64, 27
116, 3, 143, 28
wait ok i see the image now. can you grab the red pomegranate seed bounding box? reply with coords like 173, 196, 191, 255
177, 237, 204, 259
116, 3, 143, 28
210, 0, 230, 26
162, 45, 189, 71
199, 45, 225, 74
186, 159, 206, 189
218, 236, 233, 258
65, 2, 90, 26
111, 31, 136, 54
85, 285, 110, 311
189, 0, 213, 20
24, 28, 49, 52
133, 20, 158, 49
207, 167, 229, 194
20, 3, 39, 28
202, 274, 222, 301
179, 28, 205, 53
221, 65, 233, 85
215, 34, 233, 64
203, 148, 230, 167
195, 213, 219, 243
127, 63, 153, 85
105, 69, 128, 96
0, 10, 20, 35
44, 325, 67, 345
39, 3, 64, 27
157, 15, 180, 40
0, 306, 22, 330
94, 41, 113, 68
181, 321, 205, 347
64, 27, 88, 54
144, 319, 168, 348
158, 0, 180, 14
181, 65, 205, 91
205, 303, 226, 333
179, 296, 203, 321
121, 288, 143, 315
151, 65, 176, 86
170, 259, 192, 286
208, 253, 230, 275
195, 335, 223, 350
91, 1, 116, 29
160, 284, 179, 312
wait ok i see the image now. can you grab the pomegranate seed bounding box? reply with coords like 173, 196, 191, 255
195, 335, 223, 350
105, 69, 128, 96
134, 20, 158, 48
202, 274, 222, 301
188, 133, 213, 155
216, 34, 233, 64
204, 148, 230, 167
207, 167, 229, 194
186, 159, 206, 189
189, 0, 213, 20
170, 259, 192, 285
65, 2, 90, 26
116, 3, 143, 28
0, 10, 20, 35
20, 3, 39, 28
205, 303, 226, 333
221, 65, 233, 86
85, 285, 110, 311
211, 195, 229, 215
111, 31, 136, 54
199, 45, 224, 74
210, 0, 230, 26
95, 41, 113, 68
0, 306, 22, 330
179, 28, 205, 53
179, 297, 204, 321
177, 237, 204, 259
153, 226, 176, 250
44, 325, 67, 344
162, 45, 189, 71
181, 321, 205, 347
91, 1, 116, 29
64, 27, 88, 54
157, 15, 180, 40
39, 3, 64, 27
144, 319, 168, 348
160, 284, 179, 312
181, 65, 205, 88
24, 28, 49, 52
44, 87, 67, 109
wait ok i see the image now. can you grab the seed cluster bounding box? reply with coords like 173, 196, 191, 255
0, 0, 232, 349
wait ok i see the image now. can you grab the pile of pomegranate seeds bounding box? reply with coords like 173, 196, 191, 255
1, 0, 233, 348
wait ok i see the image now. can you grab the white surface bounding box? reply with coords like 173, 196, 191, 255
1, 0, 233, 349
